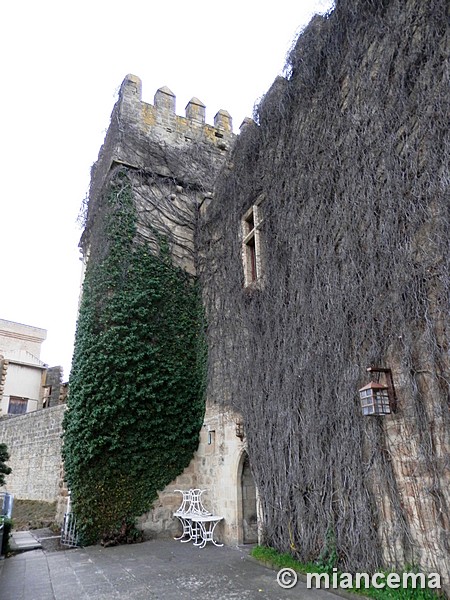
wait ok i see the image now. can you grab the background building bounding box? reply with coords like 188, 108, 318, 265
0, 319, 48, 415
0, 320, 67, 506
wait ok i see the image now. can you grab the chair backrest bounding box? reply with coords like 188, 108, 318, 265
189, 489, 211, 516
174, 489, 192, 514
174, 488, 212, 515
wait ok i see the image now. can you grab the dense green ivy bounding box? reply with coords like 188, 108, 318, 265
63, 175, 206, 544
0, 443, 12, 486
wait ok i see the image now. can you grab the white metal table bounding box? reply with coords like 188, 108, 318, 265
190, 515, 224, 549
173, 489, 223, 549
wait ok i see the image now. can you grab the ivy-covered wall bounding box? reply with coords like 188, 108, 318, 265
66, 75, 236, 545
63, 172, 206, 544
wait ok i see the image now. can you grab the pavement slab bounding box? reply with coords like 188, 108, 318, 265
8, 531, 42, 552
0, 538, 347, 600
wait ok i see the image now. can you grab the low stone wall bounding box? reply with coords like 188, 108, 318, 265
0, 405, 66, 503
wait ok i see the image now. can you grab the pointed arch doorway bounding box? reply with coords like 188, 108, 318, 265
238, 451, 258, 544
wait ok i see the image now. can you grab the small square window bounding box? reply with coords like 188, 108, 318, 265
8, 396, 28, 415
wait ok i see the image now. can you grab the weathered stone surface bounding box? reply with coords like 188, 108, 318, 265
0, 405, 66, 504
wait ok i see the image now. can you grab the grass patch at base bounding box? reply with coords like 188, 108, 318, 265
251, 546, 444, 600
252, 545, 322, 574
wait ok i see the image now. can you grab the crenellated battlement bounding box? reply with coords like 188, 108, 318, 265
85, 74, 239, 267
118, 74, 234, 149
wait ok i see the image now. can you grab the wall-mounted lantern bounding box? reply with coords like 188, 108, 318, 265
235, 421, 245, 440
206, 426, 215, 445
359, 367, 397, 416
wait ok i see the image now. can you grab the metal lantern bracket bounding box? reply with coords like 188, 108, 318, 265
366, 367, 398, 413
235, 421, 245, 440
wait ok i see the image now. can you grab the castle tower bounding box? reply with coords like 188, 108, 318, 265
67, 74, 241, 546
82, 74, 236, 274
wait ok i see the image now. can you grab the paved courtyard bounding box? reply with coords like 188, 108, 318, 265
0, 537, 346, 600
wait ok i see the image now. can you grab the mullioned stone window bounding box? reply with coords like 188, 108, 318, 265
242, 203, 263, 286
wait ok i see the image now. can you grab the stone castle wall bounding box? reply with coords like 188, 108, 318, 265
195, 0, 449, 588
0, 405, 66, 506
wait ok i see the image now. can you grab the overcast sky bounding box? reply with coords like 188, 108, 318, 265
1, 0, 333, 380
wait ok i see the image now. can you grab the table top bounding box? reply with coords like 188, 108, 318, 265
189, 515, 224, 523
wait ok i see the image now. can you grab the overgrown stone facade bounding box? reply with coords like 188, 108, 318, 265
81, 74, 235, 275
197, 0, 449, 588
69, 0, 449, 591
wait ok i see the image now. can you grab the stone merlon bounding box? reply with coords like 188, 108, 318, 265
186, 97, 206, 124
214, 109, 232, 134
120, 73, 142, 100
118, 74, 234, 136
154, 86, 176, 113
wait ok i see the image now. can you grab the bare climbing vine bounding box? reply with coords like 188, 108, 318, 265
198, 0, 449, 575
